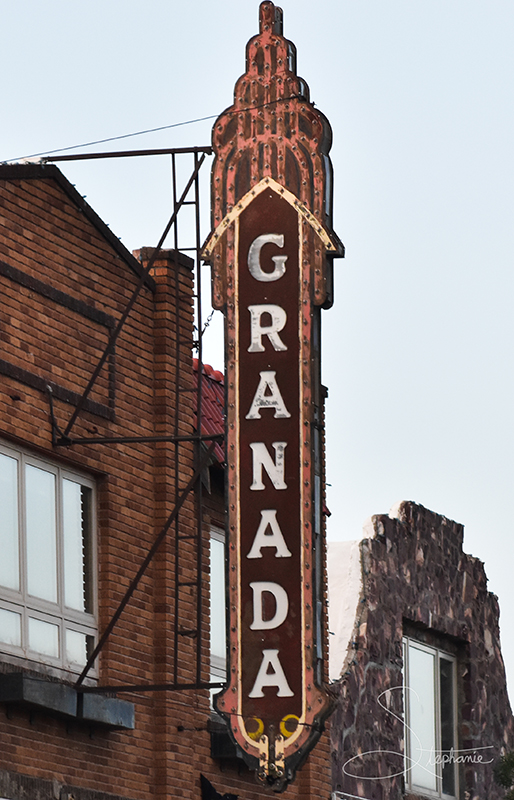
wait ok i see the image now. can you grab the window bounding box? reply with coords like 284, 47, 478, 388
403, 636, 458, 798
0, 443, 96, 673
210, 527, 226, 689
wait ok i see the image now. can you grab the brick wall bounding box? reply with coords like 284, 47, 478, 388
0, 164, 333, 800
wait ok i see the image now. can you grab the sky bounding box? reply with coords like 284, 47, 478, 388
2, 1, 514, 703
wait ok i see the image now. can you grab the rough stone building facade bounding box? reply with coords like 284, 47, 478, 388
0, 163, 332, 800
329, 501, 514, 800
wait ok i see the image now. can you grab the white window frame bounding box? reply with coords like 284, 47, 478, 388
0, 441, 97, 675
209, 526, 227, 690
403, 636, 459, 799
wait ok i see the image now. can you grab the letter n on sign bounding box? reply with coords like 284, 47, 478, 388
202, 2, 344, 791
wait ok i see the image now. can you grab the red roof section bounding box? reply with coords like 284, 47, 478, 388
193, 359, 225, 464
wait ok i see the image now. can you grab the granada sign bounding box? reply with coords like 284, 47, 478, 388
203, 2, 343, 790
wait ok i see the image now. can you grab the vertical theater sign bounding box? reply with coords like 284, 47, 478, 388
203, 2, 344, 790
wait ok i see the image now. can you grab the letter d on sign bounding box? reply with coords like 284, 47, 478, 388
249, 582, 289, 630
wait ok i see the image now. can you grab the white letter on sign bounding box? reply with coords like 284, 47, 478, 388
248, 234, 287, 282
249, 582, 289, 630
247, 304, 287, 353
250, 442, 287, 491
248, 649, 294, 698
246, 371, 291, 420
247, 509, 292, 559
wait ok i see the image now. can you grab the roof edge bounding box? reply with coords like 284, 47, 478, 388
0, 163, 156, 292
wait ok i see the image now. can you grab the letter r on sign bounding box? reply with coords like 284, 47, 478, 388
247, 304, 287, 353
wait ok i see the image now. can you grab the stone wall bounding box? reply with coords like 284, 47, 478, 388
330, 501, 514, 800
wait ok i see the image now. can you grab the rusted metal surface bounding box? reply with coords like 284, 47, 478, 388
52, 433, 223, 447
43, 147, 218, 698
44, 146, 212, 162
74, 440, 218, 688
207, 1, 343, 315
76, 681, 225, 694
58, 152, 208, 443
202, 1, 343, 790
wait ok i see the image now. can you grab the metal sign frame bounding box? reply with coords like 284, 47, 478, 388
203, 2, 343, 790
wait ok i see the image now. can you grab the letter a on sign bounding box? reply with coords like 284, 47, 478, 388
202, 1, 344, 790
246, 371, 291, 419
249, 650, 294, 697
247, 510, 292, 559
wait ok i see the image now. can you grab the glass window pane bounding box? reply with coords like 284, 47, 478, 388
81, 486, 93, 613
0, 453, 19, 590
28, 617, 59, 658
0, 607, 21, 646
440, 656, 456, 796
63, 480, 91, 612
66, 629, 88, 666
25, 465, 57, 602
210, 537, 226, 662
407, 643, 437, 791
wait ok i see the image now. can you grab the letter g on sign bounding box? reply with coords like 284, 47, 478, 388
248, 234, 288, 282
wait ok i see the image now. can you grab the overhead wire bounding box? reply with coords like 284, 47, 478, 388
4, 94, 302, 163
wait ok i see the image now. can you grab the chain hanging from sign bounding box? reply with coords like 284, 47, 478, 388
203, 1, 344, 791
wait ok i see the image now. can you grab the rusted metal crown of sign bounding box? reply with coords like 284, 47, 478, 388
203, 0, 344, 298
202, 1, 343, 792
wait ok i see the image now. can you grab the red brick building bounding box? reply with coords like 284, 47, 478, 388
0, 162, 332, 800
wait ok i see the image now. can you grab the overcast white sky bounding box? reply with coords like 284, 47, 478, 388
3, 1, 514, 704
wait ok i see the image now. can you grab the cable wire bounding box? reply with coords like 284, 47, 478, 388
4, 95, 302, 163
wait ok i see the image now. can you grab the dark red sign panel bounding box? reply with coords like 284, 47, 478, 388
238, 191, 302, 726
